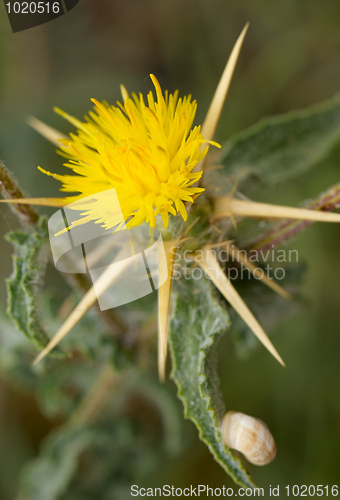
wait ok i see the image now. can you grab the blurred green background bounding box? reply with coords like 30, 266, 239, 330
1, 0, 340, 498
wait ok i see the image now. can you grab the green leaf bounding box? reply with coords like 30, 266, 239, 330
207, 93, 340, 193
5, 216, 51, 349
18, 416, 172, 500
169, 274, 255, 488
18, 426, 94, 500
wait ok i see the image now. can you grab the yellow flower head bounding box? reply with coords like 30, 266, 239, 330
39, 75, 218, 230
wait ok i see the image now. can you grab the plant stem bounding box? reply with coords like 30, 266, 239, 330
0, 160, 39, 226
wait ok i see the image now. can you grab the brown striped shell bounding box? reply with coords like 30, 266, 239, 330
221, 411, 276, 466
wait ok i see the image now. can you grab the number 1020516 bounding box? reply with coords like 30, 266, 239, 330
286, 485, 338, 496
5, 2, 61, 14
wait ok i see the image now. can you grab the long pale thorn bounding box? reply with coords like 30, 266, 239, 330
0, 197, 67, 207
196, 246, 285, 366
225, 243, 291, 300
158, 241, 178, 382
214, 197, 340, 223
27, 116, 67, 146
33, 253, 130, 365
193, 23, 249, 174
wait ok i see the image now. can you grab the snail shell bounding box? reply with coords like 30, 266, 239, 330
221, 411, 276, 466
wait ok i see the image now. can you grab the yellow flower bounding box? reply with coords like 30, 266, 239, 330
39, 75, 218, 231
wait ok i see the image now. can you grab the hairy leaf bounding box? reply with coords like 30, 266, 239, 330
18, 426, 94, 500
206, 93, 340, 193
169, 274, 255, 488
5, 216, 51, 349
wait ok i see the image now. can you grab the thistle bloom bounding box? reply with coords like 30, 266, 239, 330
4, 24, 340, 379
39, 75, 217, 231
